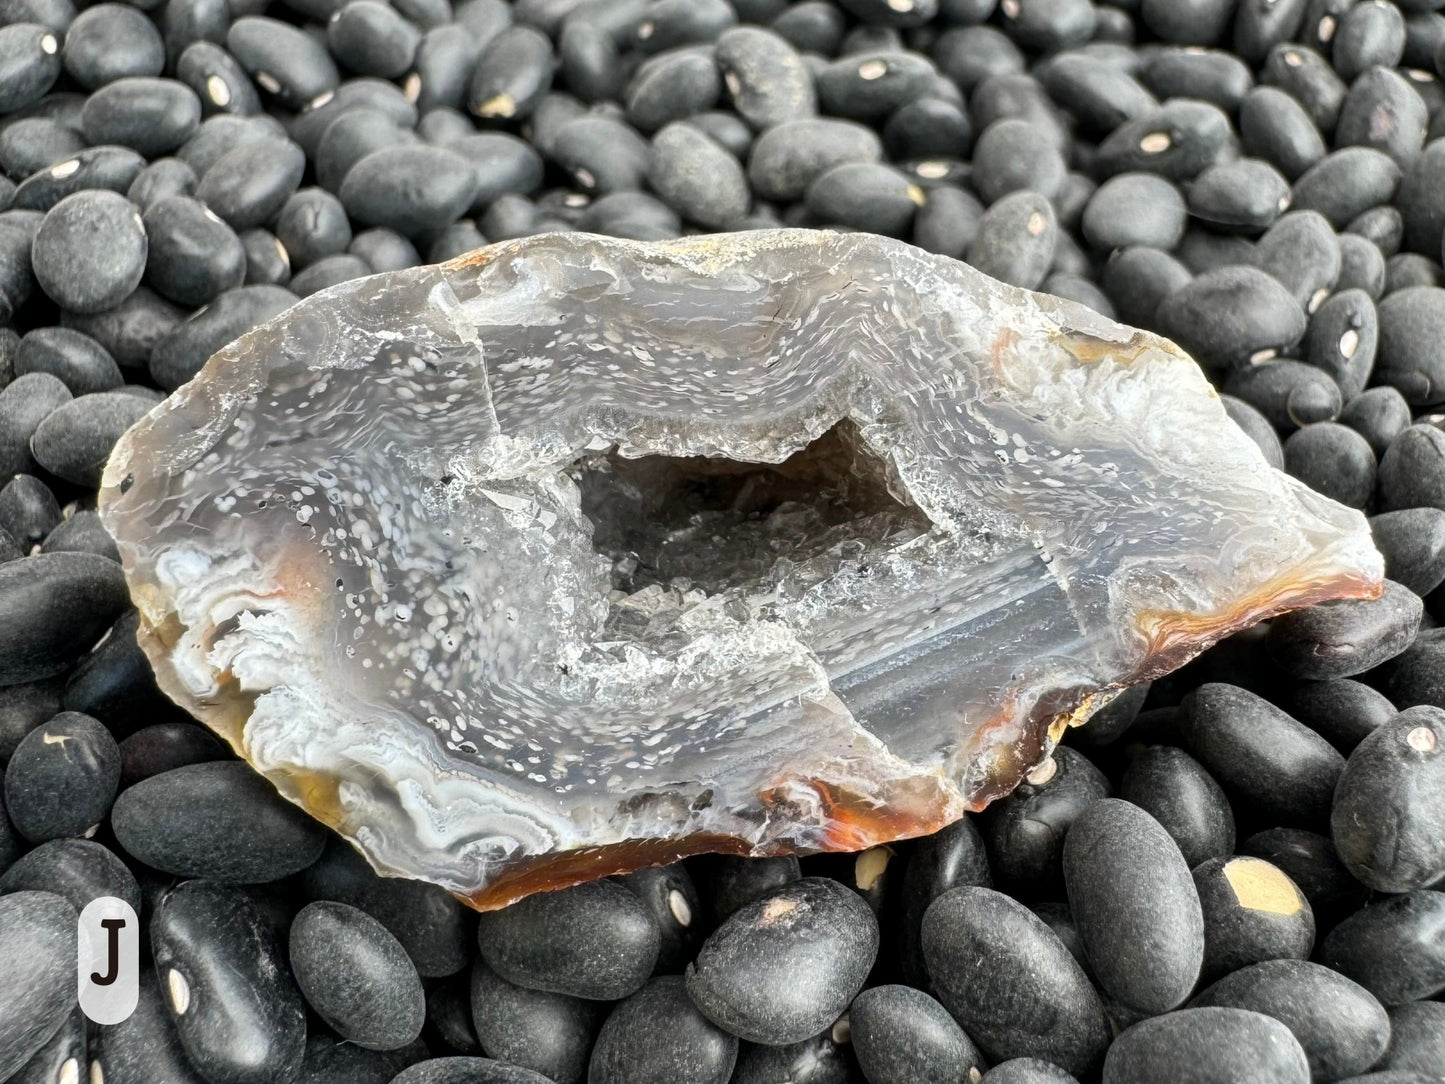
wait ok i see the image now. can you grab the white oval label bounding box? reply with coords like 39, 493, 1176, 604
77, 896, 138, 1025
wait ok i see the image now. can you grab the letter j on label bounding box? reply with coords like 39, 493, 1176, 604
78, 896, 138, 1024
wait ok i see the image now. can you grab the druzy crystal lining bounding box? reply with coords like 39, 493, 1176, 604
99, 230, 1382, 908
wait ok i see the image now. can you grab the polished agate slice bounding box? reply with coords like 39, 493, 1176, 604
99, 230, 1382, 909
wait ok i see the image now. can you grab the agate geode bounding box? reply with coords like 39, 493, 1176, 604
99, 230, 1382, 909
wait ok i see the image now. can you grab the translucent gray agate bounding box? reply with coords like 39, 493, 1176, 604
99, 230, 1382, 908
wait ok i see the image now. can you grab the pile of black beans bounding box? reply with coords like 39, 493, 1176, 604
2, 0, 1445, 1080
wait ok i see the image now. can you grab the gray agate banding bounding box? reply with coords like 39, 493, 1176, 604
98, 230, 1381, 909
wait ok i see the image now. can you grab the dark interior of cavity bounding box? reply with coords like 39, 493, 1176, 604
571, 420, 934, 599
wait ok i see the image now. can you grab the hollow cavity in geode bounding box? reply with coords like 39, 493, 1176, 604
99, 230, 1382, 909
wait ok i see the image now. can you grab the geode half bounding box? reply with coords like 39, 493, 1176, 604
99, 230, 1382, 908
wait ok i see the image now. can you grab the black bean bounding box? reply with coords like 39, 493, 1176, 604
12, 145, 147, 213
117, 723, 229, 790
14, 327, 117, 396
476, 877, 659, 1001
1342, 388, 1412, 461
349, 225, 418, 273
1372, 507, 1445, 597
1102, 246, 1192, 328
0, 836, 139, 913
327, 0, 420, 80
1103, 1007, 1310, 1084
287, 249, 370, 295
240, 226, 290, 284
970, 72, 1070, 153
1303, 291, 1376, 399
89, 969, 208, 1084
1318, 889, 1445, 1004
971, 118, 1066, 205
1240, 86, 1327, 182
1396, 138, 1445, 258
1141, 47, 1252, 113
1379, 423, 1445, 512
1094, 99, 1234, 181
1286, 676, 1399, 753
271, 186, 349, 269
1139, 0, 1235, 44
149, 282, 297, 389
850, 984, 985, 1084
425, 221, 483, 262
921, 886, 1109, 1076
58, 607, 167, 735
37, 510, 114, 563
1234, 362, 1346, 432
715, 26, 815, 130
979, 1059, 1081, 1083
1062, 798, 1204, 1013
932, 25, 1023, 93
772, 1, 845, 55
1378, 1001, 1445, 1075
747, 117, 882, 202
995, 0, 1094, 49
979, 746, 1109, 896
548, 115, 649, 194
1262, 43, 1347, 134
680, 111, 750, 161
1251, 210, 1341, 313
111, 760, 325, 882
291, 78, 418, 155
1157, 267, 1307, 371
1386, 251, 1445, 291
805, 161, 921, 237
817, 49, 936, 120
1331, 705, 1445, 892
611, 863, 700, 976
299, 1034, 427, 1084
0, 0, 73, 32
577, 190, 680, 241
588, 975, 737, 1084
142, 194, 245, 307
411, 26, 481, 112
466, 23, 550, 122
417, 105, 475, 144
1219, 393, 1285, 469
1377, 285, 1445, 404
126, 157, 199, 213
1336, 232, 1388, 298
0, 473, 56, 549
685, 876, 874, 1045
1181, 683, 1347, 828
425, 975, 480, 1056
31, 390, 146, 486
967, 188, 1056, 290
1274, 580, 1424, 683
1333, 2, 1407, 82
1282, 420, 1377, 509
2, 710, 116, 843
1375, 626, 1445, 710
840, 24, 902, 54
389, 1056, 554, 1083
1336, 66, 1429, 167
1189, 158, 1292, 234
31, 190, 146, 314
1120, 745, 1235, 868
1043, 273, 1116, 318
177, 112, 285, 177
1239, 828, 1368, 931
11, 1005, 84, 1084
1192, 856, 1315, 982
0, 552, 125, 685
288, 900, 425, 1050
0, 23, 59, 113
151, 879, 307, 1083
80, 77, 201, 158
0, 121, 76, 187
467, 959, 605, 1083
195, 134, 304, 230
299, 838, 468, 978
477, 192, 544, 240
557, 18, 619, 103
1036, 52, 1156, 136
625, 47, 721, 133
339, 143, 476, 237
0, 891, 75, 1081
0, 218, 35, 324
1191, 959, 1389, 1081
1235, 0, 1312, 63
227, 15, 339, 108
648, 120, 748, 229
61, 3, 163, 89
314, 108, 408, 193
